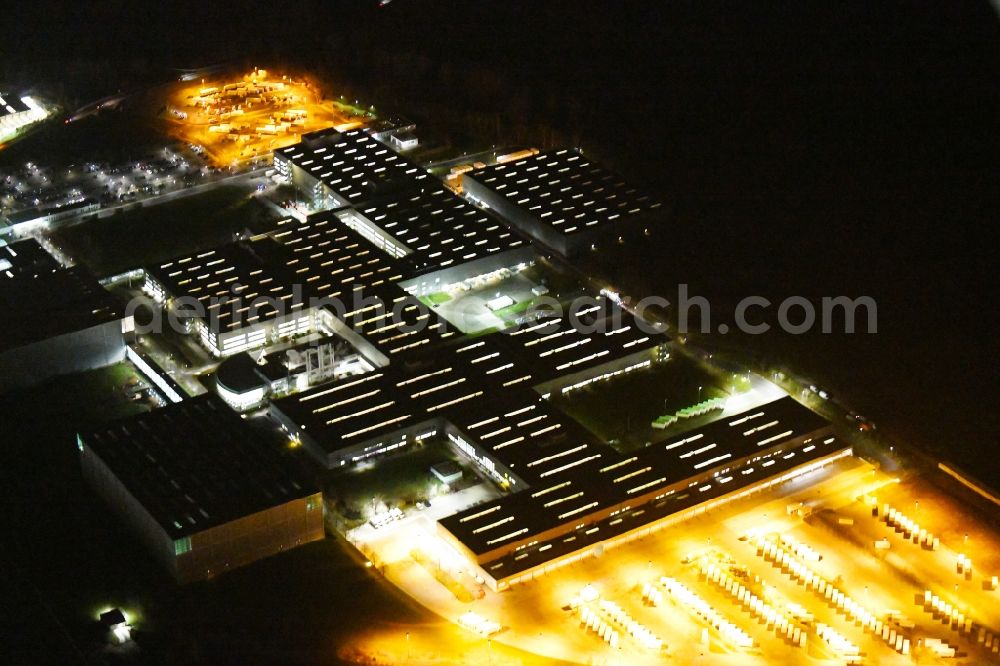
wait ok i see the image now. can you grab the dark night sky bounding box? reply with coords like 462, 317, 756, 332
4, 1, 999, 477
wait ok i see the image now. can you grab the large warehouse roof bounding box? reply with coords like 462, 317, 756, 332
331, 284, 458, 357
441, 395, 836, 561
475, 432, 846, 580
0, 92, 30, 117
0, 265, 122, 353
146, 217, 457, 356
0, 238, 60, 280
492, 297, 665, 386
448, 390, 606, 484
81, 394, 318, 540
274, 128, 429, 205
147, 240, 304, 334
271, 306, 666, 463
271, 336, 543, 458
466, 149, 662, 239
270, 214, 403, 300
347, 185, 527, 274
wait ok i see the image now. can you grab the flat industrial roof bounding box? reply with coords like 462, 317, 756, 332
270, 304, 665, 463
475, 431, 847, 579
146, 239, 305, 334
216, 352, 286, 394
0, 238, 60, 280
146, 218, 402, 332
274, 128, 429, 205
330, 283, 458, 357
4, 198, 98, 226
264, 216, 461, 355
269, 214, 403, 299
447, 386, 607, 484
81, 394, 318, 540
440, 395, 833, 557
0, 266, 122, 354
0, 92, 30, 116
346, 184, 527, 274
492, 297, 666, 385
466, 148, 662, 238
270, 336, 546, 457
145, 221, 457, 355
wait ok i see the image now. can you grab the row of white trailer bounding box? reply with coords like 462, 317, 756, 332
750, 535, 911, 654
577, 605, 621, 649
700, 561, 807, 647
921, 589, 983, 638
777, 533, 822, 562
815, 623, 862, 662
640, 581, 664, 607
879, 503, 940, 550
598, 599, 664, 651
660, 577, 754, 648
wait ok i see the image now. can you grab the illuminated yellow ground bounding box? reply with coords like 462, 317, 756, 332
354, 457, 1000, 665
162, 69, 363, 167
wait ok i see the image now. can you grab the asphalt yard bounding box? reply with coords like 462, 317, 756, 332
428, 272, 543, 334
355, 454, 1000, 665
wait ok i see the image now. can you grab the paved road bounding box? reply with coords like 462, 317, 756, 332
1, 168, 268, 240
422, 146, 523, 171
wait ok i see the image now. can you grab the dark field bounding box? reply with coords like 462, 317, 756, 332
50, 185, 265, 276
0, 107, 166, 171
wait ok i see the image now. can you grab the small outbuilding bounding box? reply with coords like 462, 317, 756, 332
430, 461, 463, 485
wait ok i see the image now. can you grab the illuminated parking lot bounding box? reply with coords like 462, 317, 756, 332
163, 69, 354, 167
357, 455, 1000, 664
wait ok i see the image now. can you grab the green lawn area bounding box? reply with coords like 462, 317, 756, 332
333, 99, 374, 117
51, 185, 268, 276
550, 354, 730, 452
490, 296, 536, 321
2, 362, 151, 428
418, 291, 453, 306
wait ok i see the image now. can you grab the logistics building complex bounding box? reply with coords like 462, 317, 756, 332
142, 219, 456, 360
81, 125, 850, 588
438, 396, 847, 590
79, 395, 323, 583
268, 294, 847, 590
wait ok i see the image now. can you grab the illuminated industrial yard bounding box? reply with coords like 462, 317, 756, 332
163, 69, 357, 167
2, 4, 995, 663
0, 96, 995, 662
4, 111, 999, 664
88, 113, 999, 661
353, 455, 1000, 665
